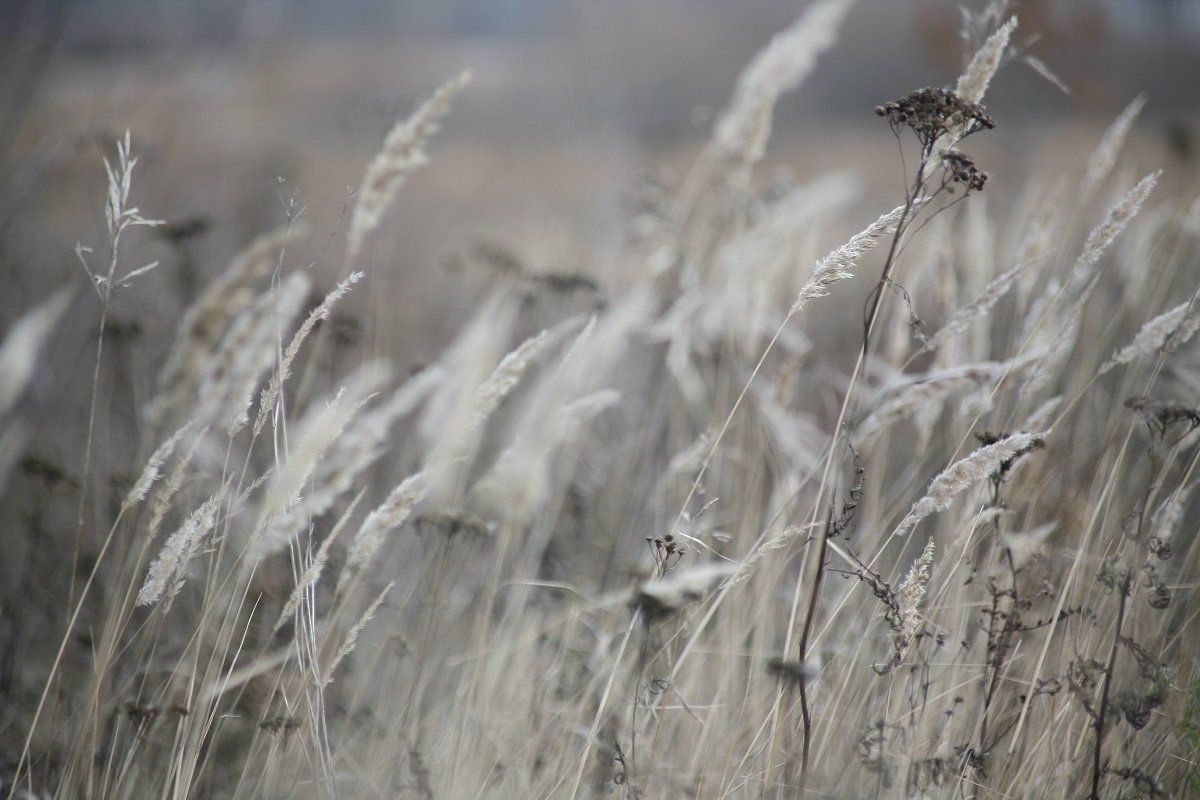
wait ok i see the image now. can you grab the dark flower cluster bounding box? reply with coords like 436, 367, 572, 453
940, 150, 988, 193
875, 87, 996, 148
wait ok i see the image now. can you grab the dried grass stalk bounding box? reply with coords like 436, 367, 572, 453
255, 365, 442, 561
253, 365, 392, 559
273, 490, 365, 635
324, 581, 394, 686
254, 271, 365, 438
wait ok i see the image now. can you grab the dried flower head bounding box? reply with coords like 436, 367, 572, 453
647, 532, 687, 574
875, 87, 995, 149
940, 150, 988, 193
1125, 396, 1200, 442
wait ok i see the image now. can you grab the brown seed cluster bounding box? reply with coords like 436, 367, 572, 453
647, 532, 686, 572
875, 87, 996, 146
941, 150, 988, 193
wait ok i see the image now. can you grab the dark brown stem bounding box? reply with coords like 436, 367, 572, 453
862, 149, 930, 359
796, 507, 835, 784
1090, 578, 1129, 799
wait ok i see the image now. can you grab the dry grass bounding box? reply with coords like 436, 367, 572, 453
2, 5, 1199, 800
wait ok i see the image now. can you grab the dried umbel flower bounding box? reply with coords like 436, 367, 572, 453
1125, 396, 1200, 442
875, 87, 995, 150
940, 150, 988, 193
647, 532, 687, 574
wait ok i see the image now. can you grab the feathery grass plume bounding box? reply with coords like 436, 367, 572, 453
789, 203, 907, 316
553, 389, 621, 444
255, 365, 443, 561
726, 523, 814, 588
346, 71, 470, 264
273, 490, 365, 636
708, 172, 858, 343
136, 492, 223, 609
896, 431, 1046, 536
662, 427, 715, 488
148, 223, 307, 426
922, 259, 1033, 354
1068, 171, 1160, 296
1015, 179, 1065, 304
892, 538, 935, 663
254, 364, 391, 554
954, 16, 1016, 105
121, 422, 193, 512
1081, 95, 1147, 200
471, 317, 581, 424
201, 271, 311, 435
145, 425, 208, 543
1163, 290, 1200, 355
1099, 291, 1200, 374
0, 288, 72, 418
420, 296, 517, 500
198, 648, 291, 706
479, 292, 648, 516
253, 271, 365, 438
753, 384, 824, 474
1027, 171, 1158, 390
1021, 275, 1099, 398
340, 471, 424, 590
658, 290, 707, 406
324, 580, 394, 686
480, 390, 623, 514
712, 0, 853, 166
856, 354, 1040, 442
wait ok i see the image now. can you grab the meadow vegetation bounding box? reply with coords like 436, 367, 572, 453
2, 1, 1199, 797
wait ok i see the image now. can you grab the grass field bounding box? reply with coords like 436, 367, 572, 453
2, 1, 1200, 797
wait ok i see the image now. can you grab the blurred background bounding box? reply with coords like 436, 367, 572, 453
0, 0, 1198, 435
